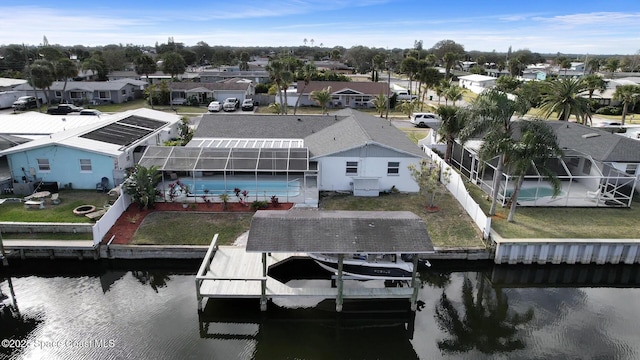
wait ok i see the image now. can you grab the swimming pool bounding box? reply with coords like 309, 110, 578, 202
506, 186, 564, 201
176, 178, 301, 198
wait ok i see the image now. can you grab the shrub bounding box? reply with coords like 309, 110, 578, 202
595, 106, 622, 115
270, 195, 280, 208
251, 200, 269, 211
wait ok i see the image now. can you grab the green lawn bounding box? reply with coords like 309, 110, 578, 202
0, 190, 113, 223
466, 185, 640, 239
131, 212, 252, 245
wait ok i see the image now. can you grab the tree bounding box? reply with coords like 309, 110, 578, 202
419, 67, 443, 109
539, 78, 591, 124
398, 99, 419, 118
443, 52, 459, 80
162, 52, 186, 79
434, 79, 450, 104
239, 51, 250, 71
436, 105, 466, 164
435, 276, 534, 354
494, 76, 522, 94
408, 161, 451, 210
504, 120, 563, 222
460, 89, 531, 216
587, 57, 601, 74
371, 93, 388, 117
29, 60, 55, 106
122, 165, 161, 210
612, 84, 640, 125
54, 58, 77, 103
135, 54, 158, 108
582, 74, 606, 99
444, 85, 464, 106
604, 57, 620, 78
293, 62, 317, 115
310, 87, 331, 114
81, 56, 106, 81
266, 58, 285, 114
400, 56, 419, 96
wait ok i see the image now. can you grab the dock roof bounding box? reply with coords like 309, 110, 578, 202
246, 210, 433, 253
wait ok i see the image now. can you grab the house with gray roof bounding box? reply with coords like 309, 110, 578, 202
168, 82, 254, 105
445, 120, 639, 208
289, 81, 390, 109
142, 109, 424, 206
13, 79, 147, 105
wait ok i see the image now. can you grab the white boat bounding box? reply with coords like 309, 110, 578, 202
309, 253, 430, 281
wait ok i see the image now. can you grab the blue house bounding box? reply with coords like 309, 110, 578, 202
0, 109, 181, 194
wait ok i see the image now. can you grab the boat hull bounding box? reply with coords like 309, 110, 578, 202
309, 254, 415, 281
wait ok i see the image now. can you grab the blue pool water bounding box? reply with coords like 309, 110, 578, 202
507, 186, 564, 201
178, 178, 301, 198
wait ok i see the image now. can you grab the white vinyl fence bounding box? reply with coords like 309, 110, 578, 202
422, 146, 491, 240
92, 191, 131, 246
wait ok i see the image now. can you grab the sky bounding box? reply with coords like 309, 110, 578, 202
2, 0, 640, 55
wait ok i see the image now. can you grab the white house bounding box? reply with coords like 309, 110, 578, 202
458, 74, 497, 94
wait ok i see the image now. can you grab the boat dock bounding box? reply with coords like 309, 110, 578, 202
196, 210, 435, 312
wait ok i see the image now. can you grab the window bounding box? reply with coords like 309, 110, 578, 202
346, 161, 358, 175
98, 91, 110, 99
80, 159, 92, 172
387, 162, 400, 175
121, 89, 126, 95
37, 159, 50, 172
70, 91, 83, 99
626, 164, 638, 175
54, 91, 62, 98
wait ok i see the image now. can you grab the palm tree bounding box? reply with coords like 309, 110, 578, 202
504, 120, 563, 222
266, 59, 285, 114
604, 57, 620, 78
612, 84, 640, 125
435, 276, 534, 354
29, 60, 55, 107
460, 89, 531, 216
293, 63, 317, 115
134, 54, 158, 108
587, 58, 601, 74
436, 105, 466, 164
81, 56, 105, 81
434, 79, 450, 104
443, 52, 459, 79
54, 58, 78, 104
419, 67, 443, 109
539, 78, 591, 124
310, 87, 331, 114
372, 92, 387, 117
444, 85, 464, 106
400, 56, 419, 97
582, 74, 606, 99
122, 165, 161, 210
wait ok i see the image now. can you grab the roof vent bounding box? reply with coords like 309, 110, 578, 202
582, 133, 601, 139
297, 118, 301, 121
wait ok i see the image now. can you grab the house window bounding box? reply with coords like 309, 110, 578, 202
70, 91, 82, 99
121, 89, 126, 95
346, 161, 358, 175
98, 91, 110, 99
37, 159, 50, 172
626, 164, 638, 175
387, 162, 400, 175
80, 159, 92, 172
54, 91, 62, 98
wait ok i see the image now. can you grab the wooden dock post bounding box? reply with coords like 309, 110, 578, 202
410, 254, 419, 311
0, 232, 7, 266
260, 252, 268, 311
336, 254, 344, 312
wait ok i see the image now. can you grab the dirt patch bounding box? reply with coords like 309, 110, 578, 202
101, 202, 293, 245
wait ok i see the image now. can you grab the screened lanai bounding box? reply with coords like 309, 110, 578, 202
138, 145, 315, 203
449, 143, 636, 208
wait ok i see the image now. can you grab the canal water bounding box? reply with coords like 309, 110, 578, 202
1, 260, 640, 360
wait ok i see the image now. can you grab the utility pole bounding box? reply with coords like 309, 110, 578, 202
385, 58, 391, 122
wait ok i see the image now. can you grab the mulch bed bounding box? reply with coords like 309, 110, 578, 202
102, 202, 293, 245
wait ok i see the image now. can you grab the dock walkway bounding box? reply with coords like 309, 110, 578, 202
195, 237, 415, 312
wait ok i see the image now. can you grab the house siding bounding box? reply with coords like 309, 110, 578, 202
7, 146, 116, 189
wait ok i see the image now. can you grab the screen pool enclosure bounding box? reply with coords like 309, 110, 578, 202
138, 146, 310, 201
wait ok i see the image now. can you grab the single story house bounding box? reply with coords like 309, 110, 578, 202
443, 121, 639, 208
458, 74, 497, 94
199, 70, 270, 84
287, 81, 390, 109
0, 109, 181, 193
521, 69, 547, 81
168, 82, 255, 105
139, 109, 424, 206
13, 79, 148, 105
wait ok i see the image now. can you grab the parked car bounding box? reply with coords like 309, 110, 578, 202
223, 98, 240, 112
410, 112, 441, 128
241, 99, 254, 111
12, 96, 38, 111
208, 101, 222, 112
79, 109, 102, 116
46, 104, 84, 115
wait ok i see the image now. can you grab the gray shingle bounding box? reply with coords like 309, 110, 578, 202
246, 210, 433, 253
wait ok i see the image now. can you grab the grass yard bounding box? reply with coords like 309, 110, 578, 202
319, 192, 485, 248
131, 212, 252, 245
0, 190, 114, 223
466, 185, 640, 239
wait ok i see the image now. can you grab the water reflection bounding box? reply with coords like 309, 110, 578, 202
0, 260, 638, 359
434, 273, 534, 355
